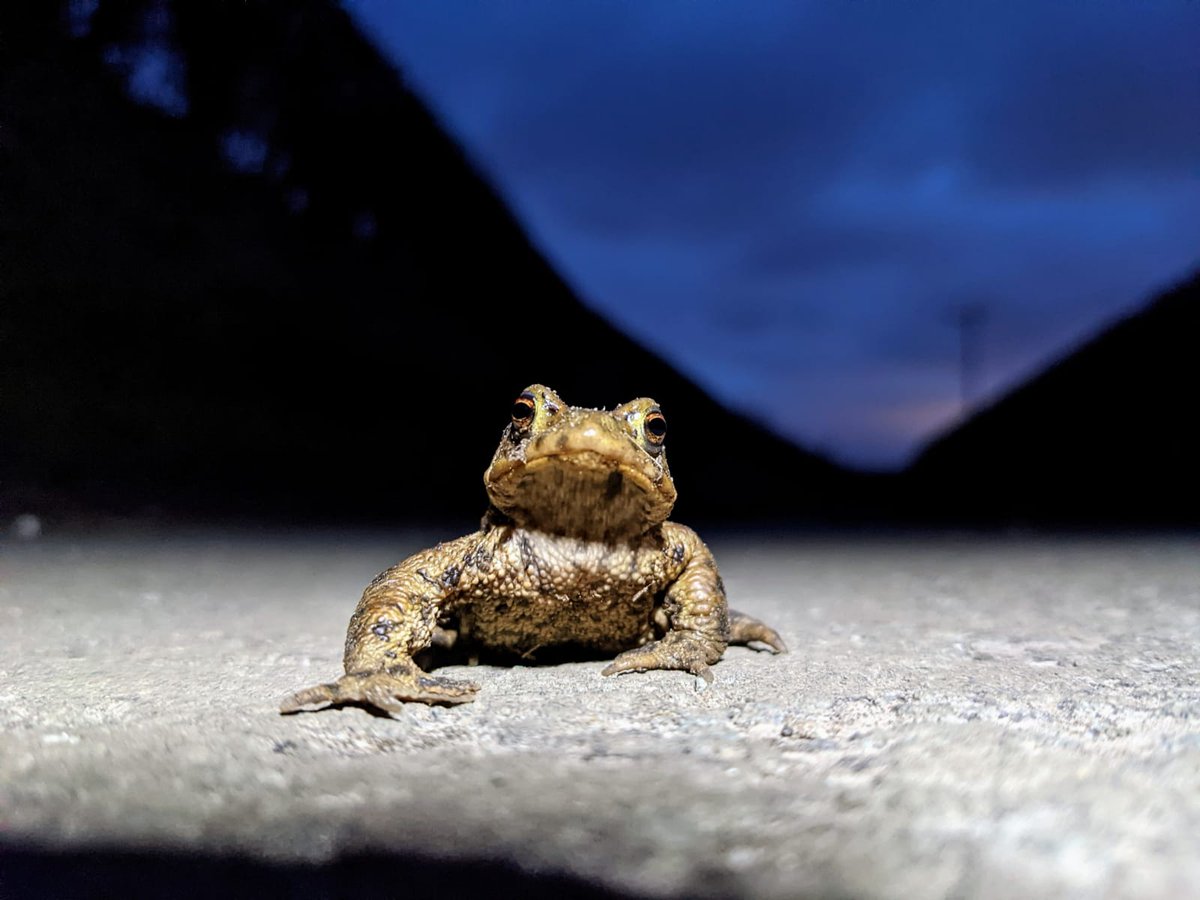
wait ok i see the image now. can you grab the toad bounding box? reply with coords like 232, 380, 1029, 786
281, 384, 786, 715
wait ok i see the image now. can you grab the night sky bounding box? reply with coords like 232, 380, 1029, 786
347, 1, 1200, 470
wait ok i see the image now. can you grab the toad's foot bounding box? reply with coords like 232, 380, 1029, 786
727, 608, 788, 653
279, 669, 480, 715
601, 639, 717, 684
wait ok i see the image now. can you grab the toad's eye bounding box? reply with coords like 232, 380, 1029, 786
511, 392, 536, 427
644, 410, 667, 443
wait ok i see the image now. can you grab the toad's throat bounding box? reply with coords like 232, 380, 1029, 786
491, 453, 670, 538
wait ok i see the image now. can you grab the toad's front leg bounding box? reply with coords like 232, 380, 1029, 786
602, 524, 729, 683
281, 533, 483, 715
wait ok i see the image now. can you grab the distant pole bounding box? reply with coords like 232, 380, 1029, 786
956, 303, 987, 412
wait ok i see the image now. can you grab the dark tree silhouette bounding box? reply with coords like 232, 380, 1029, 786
0, 1, 844, 525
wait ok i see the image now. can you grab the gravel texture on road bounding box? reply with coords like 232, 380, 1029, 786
2, 530, 1198, 898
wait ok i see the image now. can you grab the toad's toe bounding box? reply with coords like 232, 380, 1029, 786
280, 669, 480, 716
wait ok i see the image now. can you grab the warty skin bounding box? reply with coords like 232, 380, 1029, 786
281, 384, 786, 716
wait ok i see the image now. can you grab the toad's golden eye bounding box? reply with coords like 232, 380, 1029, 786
512, 392, 536, 426
644, 410, 667, 443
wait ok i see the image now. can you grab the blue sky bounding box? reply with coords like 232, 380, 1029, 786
348, 1, 1200, 469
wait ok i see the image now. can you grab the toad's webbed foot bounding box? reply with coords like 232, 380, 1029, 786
727, 608, 788, 654
280, 667, 480, 715
601, 636, 719, 684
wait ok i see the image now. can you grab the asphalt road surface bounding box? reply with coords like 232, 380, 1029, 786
2, 528, 1198, 899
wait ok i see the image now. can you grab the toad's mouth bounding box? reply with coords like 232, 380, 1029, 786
488, 450, 659, 495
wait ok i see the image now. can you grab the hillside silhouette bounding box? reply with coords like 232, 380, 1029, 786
0, 2, 845, 526
3, 4, 1193, 530
907, 271, 1200, 525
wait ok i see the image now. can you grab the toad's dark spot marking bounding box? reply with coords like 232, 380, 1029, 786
372, 621, 391, 638
671, 544, 686, 563
464, 545, 494, 570
441, 565, 462, 588
605, 470, 624, 500
416, 569, 439, 587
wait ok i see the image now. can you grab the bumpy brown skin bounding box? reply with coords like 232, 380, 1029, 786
281, 384, 786, 716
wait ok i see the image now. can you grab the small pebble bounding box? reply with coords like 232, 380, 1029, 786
13, 514, 42, 540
